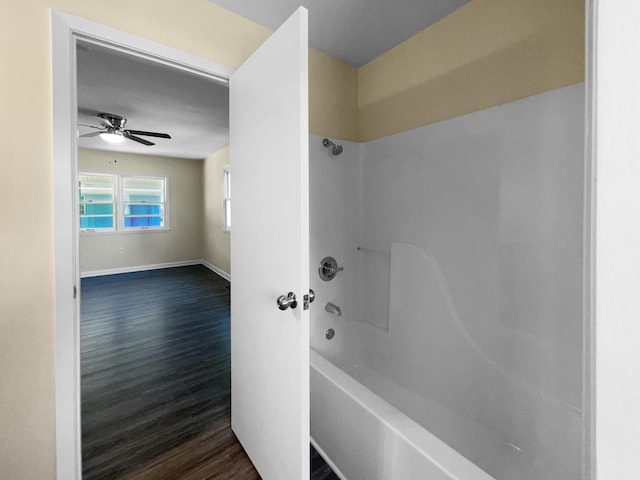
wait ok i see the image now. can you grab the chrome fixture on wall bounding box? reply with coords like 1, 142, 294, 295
324, 302, 342, 317
319, 256, 344, 281
322, 138, 343, 156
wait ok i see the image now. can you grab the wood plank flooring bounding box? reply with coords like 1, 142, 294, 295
81, 265, 337, 479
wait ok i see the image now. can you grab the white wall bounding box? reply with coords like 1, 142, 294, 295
79, 149, 203, 274
311, 84, 586, 479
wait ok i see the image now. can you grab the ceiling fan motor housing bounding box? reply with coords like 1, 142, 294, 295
98, 113, 126, 129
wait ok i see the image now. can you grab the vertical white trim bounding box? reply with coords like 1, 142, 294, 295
222, 165, 231, 232
52, 12, 81, 480
51, 10, 234, 479
584, 1, 596, 478
592, 0, 640, 478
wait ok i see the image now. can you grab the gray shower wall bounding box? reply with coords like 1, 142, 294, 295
309, 136, 363, 363
355, 83, 585, 477
310, 83, 586, 478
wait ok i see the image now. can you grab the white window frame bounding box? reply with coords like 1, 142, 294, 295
78, 172, 117, 232
120, 174, 168, 231
79, 171, 169, 234
223, 165, 231, 233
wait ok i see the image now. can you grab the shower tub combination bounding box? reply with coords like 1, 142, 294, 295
309, 242, 581, 480
309, 242, 496, 480
310, 350, 493, 480
309, 239, 582, 480
308, 84, 585, 480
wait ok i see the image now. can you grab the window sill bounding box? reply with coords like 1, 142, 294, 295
80, 228, 171, 236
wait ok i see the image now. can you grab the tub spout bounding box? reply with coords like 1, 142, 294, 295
324, 302, 342, 317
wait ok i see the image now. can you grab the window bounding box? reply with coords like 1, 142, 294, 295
122, 176, 166, 229
79, 172, 168, 233
223, 166, 231, 232
79, 173, 116, 231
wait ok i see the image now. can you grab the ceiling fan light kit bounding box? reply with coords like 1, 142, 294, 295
99, 129, 125, 144
79, 112, 171, 147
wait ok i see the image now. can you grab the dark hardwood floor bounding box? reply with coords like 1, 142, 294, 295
81, 265, 338, 479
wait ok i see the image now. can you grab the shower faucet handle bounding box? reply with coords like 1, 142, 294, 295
319, 256, 344, 281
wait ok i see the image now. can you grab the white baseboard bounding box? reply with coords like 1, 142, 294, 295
81, 260, 202, 278
200, 259, 231, 281
81, 259, 231, 281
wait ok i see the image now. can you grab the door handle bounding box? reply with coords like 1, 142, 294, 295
277, 292, 297, 310
277, 290, 315, 311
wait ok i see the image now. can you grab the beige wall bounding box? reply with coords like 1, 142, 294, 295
79, 149, 203, 273
202, 146, 231, 275
0, 1, 356, 478
310, 50, 359, 141
80, 146, 233, 277
357, 0, 585, 141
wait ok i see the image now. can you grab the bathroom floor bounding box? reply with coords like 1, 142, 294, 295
81, 265, 338, 479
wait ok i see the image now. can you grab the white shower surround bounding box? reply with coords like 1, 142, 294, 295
310, 83, 585, 479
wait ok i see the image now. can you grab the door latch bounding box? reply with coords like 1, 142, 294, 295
303, 289, 315, 311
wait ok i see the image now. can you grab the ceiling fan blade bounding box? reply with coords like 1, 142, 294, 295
78, 124, 104, 130
125, 130, 171, 139
80, 131, 103, 138
124, 132, 155, 146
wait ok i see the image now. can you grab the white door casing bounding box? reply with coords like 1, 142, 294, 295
230, 7, 310, 480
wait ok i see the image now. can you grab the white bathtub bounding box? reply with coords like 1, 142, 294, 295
310, 349, 495, 480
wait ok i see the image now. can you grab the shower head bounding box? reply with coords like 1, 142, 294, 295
322, 138, 343, 156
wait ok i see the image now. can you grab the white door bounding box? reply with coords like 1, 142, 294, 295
229, 7, 310, 480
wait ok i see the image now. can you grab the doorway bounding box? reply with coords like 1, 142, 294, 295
53, 8, 315, 480
52, 12, 235, 479
74, 38, 239, 478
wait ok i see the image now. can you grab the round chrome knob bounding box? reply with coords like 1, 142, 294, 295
277, 292, 297, 310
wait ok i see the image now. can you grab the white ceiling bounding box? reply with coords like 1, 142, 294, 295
209, 0, 473, 67
77, 42, 229, 160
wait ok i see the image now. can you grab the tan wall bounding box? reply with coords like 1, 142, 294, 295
202, 146, 231, 275
357, 0, 585, 141
310, 50, 359, 141
0, 1, 356, 478
79, 149, 203, 273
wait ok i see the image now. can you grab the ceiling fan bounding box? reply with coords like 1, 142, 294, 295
79, 113, 171, 146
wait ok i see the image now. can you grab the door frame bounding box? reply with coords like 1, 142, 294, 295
587, 0, 640, 478
51, 11, 233, 479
